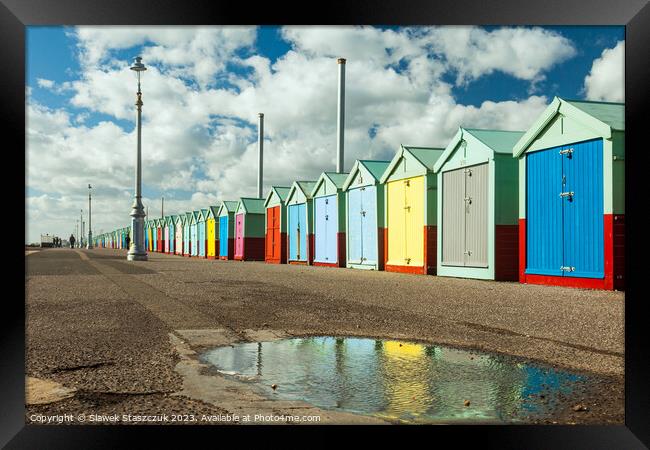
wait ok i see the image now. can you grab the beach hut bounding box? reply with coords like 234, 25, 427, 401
433, 128, 524, 281
218, 201, 239, 260
174, 214, 184, 255
513, 97, 625, 290
189, 211, 200, 257
183, 212, 192, 256
197, 208, 209, 258
264, 186, 290, 264
206, 204, 221, 259
342, 159, 391, 270
379, 145, 445, 275
147, 220, 154, 251
233, 198, 266, 261
157, 219, 164, 252
167, 216, 177, 254
311, 172, 350, 267
163, 217, 170, 253
285, 181, 317, 265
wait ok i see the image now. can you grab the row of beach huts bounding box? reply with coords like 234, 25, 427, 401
93, 97, 625, 291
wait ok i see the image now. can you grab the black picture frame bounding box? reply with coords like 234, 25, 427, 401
6, 0, 649, 447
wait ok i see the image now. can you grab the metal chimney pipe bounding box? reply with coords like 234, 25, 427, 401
257, 113, 264, 199
336, 58, 346, 173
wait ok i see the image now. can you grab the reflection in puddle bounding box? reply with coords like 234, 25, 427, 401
201, 337, 585, 423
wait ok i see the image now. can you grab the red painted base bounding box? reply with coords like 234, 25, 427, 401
495, 225, 519, 281
236, 237, 265, 261
383, 226, 436, 275
313, 262, 338, 268
519, 214, 624, 290
288, 260, 308, 265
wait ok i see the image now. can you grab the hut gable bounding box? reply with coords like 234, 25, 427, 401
264, 186, 291, 208
343, 159, 391, 191
237, 197, 266, 215
218, 201, 239, 217
513, 97, 624, 157
380, 145, 445, 183
311, 172, 350, 198
434, 128, 524, 172
286, 181, 317, 206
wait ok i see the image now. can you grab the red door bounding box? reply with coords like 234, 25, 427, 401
266, 206, 280, 261
235, 213, 244, 258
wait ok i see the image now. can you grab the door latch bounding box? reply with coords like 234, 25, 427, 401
464, 168, 472, 176
464, 196, 472, 204
464, 250, 472, 256
405, 258, 411, 264
559, 191, 574, 198
404, 206, 411, 210
560, 266, 575, 272
361, 211, 366, 216
559, 148, 573, 157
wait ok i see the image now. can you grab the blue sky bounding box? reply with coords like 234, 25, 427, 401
25, 26, 624, 243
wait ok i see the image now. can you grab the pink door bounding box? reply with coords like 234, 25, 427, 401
164, 227, 170, 253
235, 213, 244, 258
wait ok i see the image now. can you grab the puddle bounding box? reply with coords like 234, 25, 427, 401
201, 336, 588, 423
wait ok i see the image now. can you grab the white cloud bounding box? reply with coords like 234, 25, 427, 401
27, 25, 570, 243
584, 41, 624, 102
36, 78, 55, 89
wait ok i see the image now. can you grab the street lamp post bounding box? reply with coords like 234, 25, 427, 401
127, 56, 148, 261
87, 184, 93, 249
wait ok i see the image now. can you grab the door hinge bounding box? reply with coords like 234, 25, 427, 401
559, 148, 573, 156
404, 180, 410, 186
560, 266, 575, 272
464, 250, 472, 256
361, 211, 366, 216
464, 168, 472, 176
404, 206, 411, 210
464, 196, 472, 204
559, 191, 574, 198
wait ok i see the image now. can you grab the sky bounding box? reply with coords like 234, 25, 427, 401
25, 25, 624, 244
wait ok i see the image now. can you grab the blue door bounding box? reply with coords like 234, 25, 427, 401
562, 139, 604, 278
526, 145, 563, 276
184, 225, 190, 254
288, 204, 306, 261
347, 188, 363, 264
219, 216, 229, 257
169, 224, 174, 253
526, 139, 604, 278
361, 186, 378, 265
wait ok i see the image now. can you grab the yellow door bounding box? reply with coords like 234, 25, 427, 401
386, 180, 405, 266
387, 176, 424, 267
405, 176, 424, 267
207, 219, 215, 257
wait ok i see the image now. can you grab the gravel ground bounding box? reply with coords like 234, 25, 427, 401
25, 248, 624, 425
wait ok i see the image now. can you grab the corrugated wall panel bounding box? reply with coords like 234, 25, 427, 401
562, 139, 604, 278
465, 163, 489, 267
526, 146, 563, 276
442, 168, 465, 266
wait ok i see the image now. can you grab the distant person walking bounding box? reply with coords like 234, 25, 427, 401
69, 234, 76, 249
125, 235, 131, 250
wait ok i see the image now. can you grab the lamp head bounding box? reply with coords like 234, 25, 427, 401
130, 56, 147, 72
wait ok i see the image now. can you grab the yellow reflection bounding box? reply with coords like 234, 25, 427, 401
380, 341, 430, 419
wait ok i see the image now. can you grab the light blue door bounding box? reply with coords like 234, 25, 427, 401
288, 204, 306, 261
190, 224, 198, 256
169, 224, 174, 253
526, 146, 563, 276
325, 196, 338, 263
562, 139, 604, 278
219, 216, 228, 257
184, 226, 190, 254
361, 186, 378, 265
198, 222, 206, 256
314, 197, 328, 263
347, 188, 363, 264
